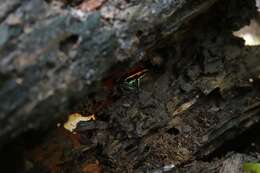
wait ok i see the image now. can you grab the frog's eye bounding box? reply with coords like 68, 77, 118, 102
123, 79, 138, 90
128, 80, 136, 85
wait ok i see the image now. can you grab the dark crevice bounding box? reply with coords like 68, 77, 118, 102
0, 73, 11, 88
44, 0, 83, 7
200, 121, 260, 161
59, 34, 79, 55
166, 127, 180, 136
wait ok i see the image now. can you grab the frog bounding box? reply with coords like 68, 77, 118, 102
119, 69, 148, 91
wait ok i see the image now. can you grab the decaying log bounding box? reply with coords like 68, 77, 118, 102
93, 36, 260, 172
0, 0, 226, 145
1, 0, 259, 172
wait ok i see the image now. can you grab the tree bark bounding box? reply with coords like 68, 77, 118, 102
0, 0, 227, 145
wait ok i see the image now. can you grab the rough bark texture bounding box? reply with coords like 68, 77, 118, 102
0, 0, 224, 145
1, 0, 260, 172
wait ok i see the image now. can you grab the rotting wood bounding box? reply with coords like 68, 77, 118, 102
1, 0, 259, 172
0, 0, 225, 146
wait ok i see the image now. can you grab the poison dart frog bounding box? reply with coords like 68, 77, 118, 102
120, 69, 148, 91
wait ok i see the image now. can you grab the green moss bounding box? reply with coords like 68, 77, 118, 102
243, 163, 260, 173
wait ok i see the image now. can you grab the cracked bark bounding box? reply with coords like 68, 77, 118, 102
0, 0, 257, 149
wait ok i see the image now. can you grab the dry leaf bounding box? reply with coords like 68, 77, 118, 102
78, 0, 107, 12
173, 95, 199, 116
64, 113, 95, 132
